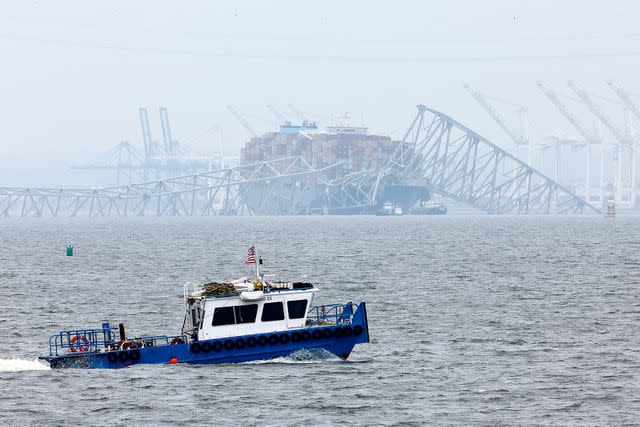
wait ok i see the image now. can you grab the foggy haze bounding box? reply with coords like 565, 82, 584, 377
0, 0, 638, 186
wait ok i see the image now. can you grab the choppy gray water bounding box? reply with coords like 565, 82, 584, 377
1, 216, 639, 425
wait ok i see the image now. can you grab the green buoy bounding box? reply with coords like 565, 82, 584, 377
66, 245, 74, 256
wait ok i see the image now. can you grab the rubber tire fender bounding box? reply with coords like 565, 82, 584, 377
129, 350, 141, 362
268, 334, 279, 346
246, 337, 257, 348
118, 351, 129, 362
312, 330, 323, 340
279, 334, 290, 344
107, 353, 118, 364
224, 339, 235, 351
333, 327, 344, 338
212, 341, 223, 352
202, 342, 213, 353
353, 325, 364, 336
190, 343, 202, 354
343, 325, 353, 337
291, 332, 301, 343
322, 328, 333, 339
257, 336, 268, 347
235, 338, 246, 350
301, 330, 311, 342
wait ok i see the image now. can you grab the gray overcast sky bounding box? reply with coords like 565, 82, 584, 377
1, 1, 639, 184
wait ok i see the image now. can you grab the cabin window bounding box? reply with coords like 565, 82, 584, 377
212, 304, 258, 326
235, 304, 258, 324
287, 300, 308, 319
261, 302, 285, 322
212, 306, 235, 326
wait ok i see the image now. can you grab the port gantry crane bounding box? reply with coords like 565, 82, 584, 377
607, 81, 639, 206
536, 81, 604, 204
226, 105, 258, 138
463, 83, 532, 165
265, 104, 288, 126
568, 81, 635, 206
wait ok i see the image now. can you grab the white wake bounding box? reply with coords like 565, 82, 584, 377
0, 358, 50, 372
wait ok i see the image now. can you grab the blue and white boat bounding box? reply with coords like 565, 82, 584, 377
40, 260, 370, 369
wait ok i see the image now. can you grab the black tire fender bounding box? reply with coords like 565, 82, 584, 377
279, 334, 290, 344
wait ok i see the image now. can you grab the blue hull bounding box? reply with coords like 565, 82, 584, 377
42, 303, 370, 369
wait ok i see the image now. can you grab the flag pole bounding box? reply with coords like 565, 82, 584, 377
253, 243, 261, 280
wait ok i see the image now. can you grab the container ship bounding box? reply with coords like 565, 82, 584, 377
240, 121, 431, 214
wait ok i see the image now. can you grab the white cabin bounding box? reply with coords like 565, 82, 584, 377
183, 283, 318, 340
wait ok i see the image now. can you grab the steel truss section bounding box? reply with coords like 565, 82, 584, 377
0, 157, 334, 217
385, 105, 601, 214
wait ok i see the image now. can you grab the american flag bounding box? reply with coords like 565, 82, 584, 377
246, 246, 256, 264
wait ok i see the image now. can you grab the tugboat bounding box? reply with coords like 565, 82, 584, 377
376, 201, 403, 216
410, 200, 447, 215
39, 247, 370, 369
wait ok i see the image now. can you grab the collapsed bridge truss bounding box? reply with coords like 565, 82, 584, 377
328, 105, 601, 215
0, 106, 600, 217
0, 157, 333, 217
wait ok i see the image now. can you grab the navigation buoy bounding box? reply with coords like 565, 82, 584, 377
66, 245, 74, 256
169, 357, 178, 364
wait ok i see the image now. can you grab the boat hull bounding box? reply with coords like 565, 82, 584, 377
41, 303, 370, 369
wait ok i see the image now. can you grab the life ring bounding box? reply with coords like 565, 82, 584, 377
247, 337, 257, 348
257, 336, 268, 346
170, 337, 185, 345
202, 342, 213, 353
312, 330, 323, 340
121, 340, 141, 350
343, 326, 353, 337
235, 338, 246, 350
69, 335, 89, 353
190, 343, 202, 353
224, 339, 235, 351
212, 341, 223, 352
268, 335, 279, 345
291, 332, 301, 343
279, 334, 290, 344
353, 325, 364, 336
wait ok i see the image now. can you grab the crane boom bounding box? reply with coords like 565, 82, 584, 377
568, 81, 630, 144
266, 104, 287, 124
226, 105, 258, 138
536, 82, 598, 144
288, 104, 308, 122
159, 107, 174, 155
607, 81, 640, 123
464, 83, 526, 146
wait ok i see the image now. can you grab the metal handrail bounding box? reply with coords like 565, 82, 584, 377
48, 326, 188, 356
306, 302, 358, 327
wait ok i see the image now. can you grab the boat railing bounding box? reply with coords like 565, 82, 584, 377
306, 302, 358, 327
183, 281, 200, 302
48, 326, 119, 356
48, 325, 189, 356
